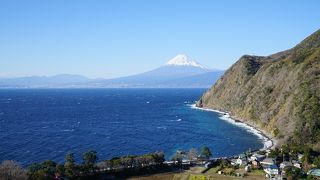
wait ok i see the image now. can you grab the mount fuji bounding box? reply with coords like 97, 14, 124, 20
0, 54, 224, 88
91, 54, 224, 88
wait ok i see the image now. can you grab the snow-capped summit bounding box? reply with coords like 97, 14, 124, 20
165, 54, 207, 69
0, 53, 224, 88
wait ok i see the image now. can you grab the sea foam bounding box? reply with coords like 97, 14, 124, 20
189, 104, 273, 150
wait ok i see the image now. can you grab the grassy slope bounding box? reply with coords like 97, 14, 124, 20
128, 170, 266, 180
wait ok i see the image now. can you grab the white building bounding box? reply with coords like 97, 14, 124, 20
264, 164, 279, 178
280, 161, 293, 169
236, 154, 248, 166
260, 158, 275, 167
250, 154, 266, 162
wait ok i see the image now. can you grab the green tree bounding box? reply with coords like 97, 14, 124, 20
83, 150, 98, 166
268, 148, 280, 158
313, 156, 320, 168
41, 160, 56, 178
152, 152, 165, 165
285, 167, 302, 180
27, 160, 57, 180
55, 164, 65, 179
200, 146, 212, 159
27, 163, 42, 179
302, 147, 311, 164
82, 150, 98, 174
64, 153, 76, 178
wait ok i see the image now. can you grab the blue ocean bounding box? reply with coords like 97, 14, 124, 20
0, 89, 263, 166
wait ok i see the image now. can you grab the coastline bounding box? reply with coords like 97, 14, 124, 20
190, 104, 276, 151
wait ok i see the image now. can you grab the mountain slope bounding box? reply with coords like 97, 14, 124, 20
91, 54, 223, 88
197, 29, 320, 149
93, 66, 214, 87
160, 71, 225, 88
0, 54, 224, 88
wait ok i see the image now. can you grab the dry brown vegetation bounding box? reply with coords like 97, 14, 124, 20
199, 29, 320, 149
0, 160, 27, 180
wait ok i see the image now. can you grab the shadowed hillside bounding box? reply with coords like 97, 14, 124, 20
198, 29, 320, 149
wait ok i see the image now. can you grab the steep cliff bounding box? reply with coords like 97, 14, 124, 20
198, 29, 320, 149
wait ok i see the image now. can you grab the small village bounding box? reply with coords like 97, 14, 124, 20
160, 146, 320, 180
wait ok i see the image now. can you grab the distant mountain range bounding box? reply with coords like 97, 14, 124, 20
0, 74, 92, 88
0, 54, 224, 88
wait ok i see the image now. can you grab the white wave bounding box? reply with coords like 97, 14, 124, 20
189, 104, 273, 150
62, 129, 74, 132
108, 121, 124, 124
177, 119, 182, 122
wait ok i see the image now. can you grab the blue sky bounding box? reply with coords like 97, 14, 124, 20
0, 0, 319, 78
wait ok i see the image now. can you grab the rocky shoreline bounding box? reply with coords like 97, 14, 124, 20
190, 104, 276, 151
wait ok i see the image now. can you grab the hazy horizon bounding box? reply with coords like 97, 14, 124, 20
0, 53, 224, 79
1, 0, 320, 78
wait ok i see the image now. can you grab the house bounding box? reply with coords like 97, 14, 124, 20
308, 169, 320, 177
163, 161, 177, 165
230, 159, 238, 166
260, 158, 275, 167
293, 162, 302, 169
250, 154, 266, 162
204, 162, 213, 168
264, 164, 279, 178
236, 158, 248, 166
280, 161, 293, 169
182, 159, 191, 165
298, 154, 304, 162
236, 154, 248, 166
251, 160, 261, 169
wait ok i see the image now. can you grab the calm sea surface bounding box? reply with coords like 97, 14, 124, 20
0, 89, 263, 166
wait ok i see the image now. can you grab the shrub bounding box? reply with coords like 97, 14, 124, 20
0, 160, 27, 180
